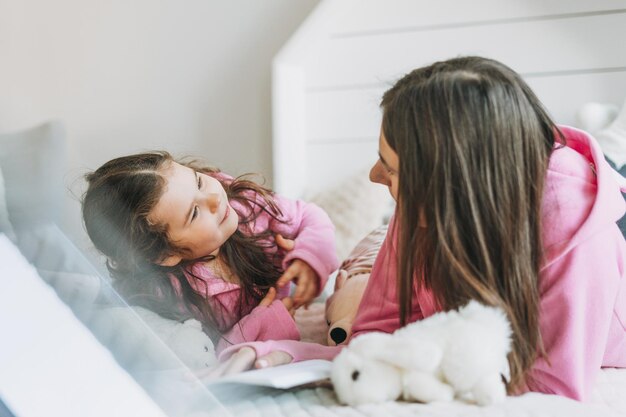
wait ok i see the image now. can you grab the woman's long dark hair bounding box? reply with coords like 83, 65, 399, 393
82, 151, 286, 342
382, 57, 563, 392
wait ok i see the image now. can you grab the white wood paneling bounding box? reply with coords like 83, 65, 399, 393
272, 64, 308, 200
273, 0, 626, 198
329, 0, 626, 36
526, 71, 626, 126
305, 71, 626, 143
305, 140, 378, 195
303, 12, 626, 90
306, 88, 383, 141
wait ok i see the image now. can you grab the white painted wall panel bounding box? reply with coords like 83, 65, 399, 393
527, 71, 626, 126
306, 88, 383, 141
273, 1, 626, 198
330, 0, 626, 35
305, 140, 378, 195
305, 72, 626, 143
303, 12, 626, 89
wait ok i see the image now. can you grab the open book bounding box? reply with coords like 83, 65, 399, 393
207, 359, 333, 389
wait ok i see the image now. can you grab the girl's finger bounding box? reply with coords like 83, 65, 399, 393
299, 280, 319, 309
281, 296, 294, 311
259, 287, 277, 307
275, 234, 295, 251
255, 351, 293, 369
277, 265, 297, 288
303, 284, 317, 309
293, 277, 311, 305
222, 347, 257, 376
196, 359, 231, 381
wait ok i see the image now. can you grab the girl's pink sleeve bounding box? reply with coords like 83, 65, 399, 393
215, 300, 300, 356
271, 195, 339, 295
524, 228, 625, 401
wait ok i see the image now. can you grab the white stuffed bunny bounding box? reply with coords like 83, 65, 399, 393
331, 301, 511, 406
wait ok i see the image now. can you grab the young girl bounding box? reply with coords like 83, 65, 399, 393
82, 152, 339, 354
217, 56, 626, 401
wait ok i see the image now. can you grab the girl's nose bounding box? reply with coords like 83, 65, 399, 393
207, 193, 221, 214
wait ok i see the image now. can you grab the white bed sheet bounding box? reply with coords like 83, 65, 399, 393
224, 386, 624, 417
216, 302, 626, 417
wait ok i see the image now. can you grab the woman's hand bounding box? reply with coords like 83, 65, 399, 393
275, 234, 320, 309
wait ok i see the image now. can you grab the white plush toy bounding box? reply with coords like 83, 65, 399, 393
331, 301, 511, 406
91, 305, 217, 371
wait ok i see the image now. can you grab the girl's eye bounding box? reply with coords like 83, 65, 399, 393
191, 206, 199, 221
197, 173, 202, 189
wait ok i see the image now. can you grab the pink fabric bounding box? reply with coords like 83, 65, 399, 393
220, 126, 626, 402
181, 176, 339, 355
219, 340, 342, 363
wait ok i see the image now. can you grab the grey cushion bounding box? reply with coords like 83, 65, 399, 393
0, 121, 66, 229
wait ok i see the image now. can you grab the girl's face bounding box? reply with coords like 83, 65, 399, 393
370, 130, 399, 201
149, 161, 239, 266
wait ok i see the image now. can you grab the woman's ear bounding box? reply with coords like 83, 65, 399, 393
158, 254, 182, 267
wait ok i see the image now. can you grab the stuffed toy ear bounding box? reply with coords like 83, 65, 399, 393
348, 332, 393, 358
348, 332, 442, 372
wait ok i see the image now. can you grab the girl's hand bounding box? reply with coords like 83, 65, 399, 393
275, 234, 319, 309
197, 347, 293, 380
275, 234, 295, 251
277, 259, 319, 309
260, 287, 296, 318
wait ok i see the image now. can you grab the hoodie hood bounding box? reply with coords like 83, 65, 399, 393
541, 126, 626, 266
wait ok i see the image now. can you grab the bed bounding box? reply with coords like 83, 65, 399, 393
265, 0, 626, 416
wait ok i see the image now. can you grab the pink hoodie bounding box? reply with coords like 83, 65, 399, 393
219, 127, 626, 401
182, 177, 339, 355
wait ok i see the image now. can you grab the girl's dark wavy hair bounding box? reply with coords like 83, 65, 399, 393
381, 56, 564, 393
82, 151, 286, 343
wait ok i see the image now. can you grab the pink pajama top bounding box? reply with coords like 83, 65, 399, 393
220, 126, 626, 401
182, 176, 339, 355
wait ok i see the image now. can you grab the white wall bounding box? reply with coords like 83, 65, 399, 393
0, 0, 319, 246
